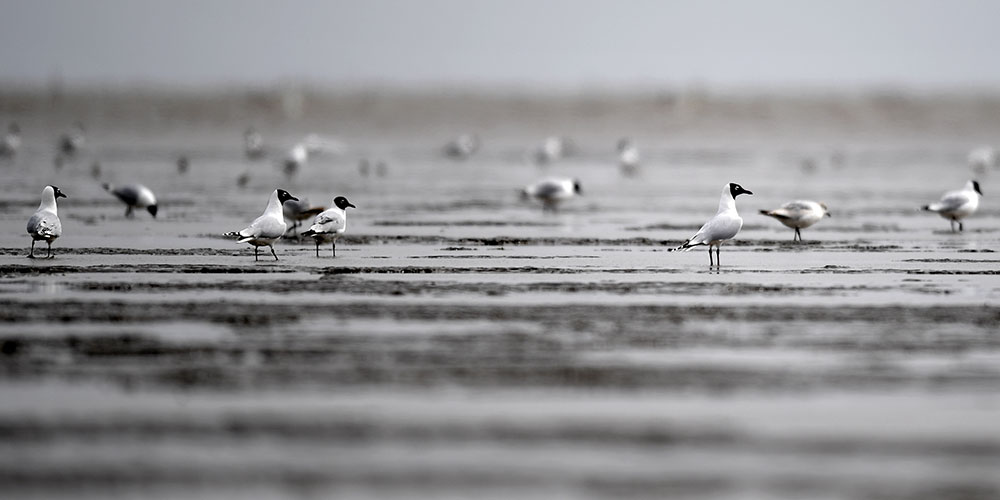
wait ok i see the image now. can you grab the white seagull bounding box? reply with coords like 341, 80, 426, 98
0, 122, 21, 158
103, 183, 159, 218
533, 136, 569, 165
58, 122, 85, 156
967, 147, 998, 175
443, 134, 480, 160
759, 200, 831, 241
521, 177, 582, 212
301, 196, 356, 257
26, 185, 66, 259
922, 180, 982, 232
244, 127, 265, 160
281, 134, 346, 179
225, 189, 299, 261
617, 137, 640, 176
672, 183, 753, 266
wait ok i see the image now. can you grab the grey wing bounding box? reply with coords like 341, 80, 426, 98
936, 191, 972, 212
533, 181, 563, 198
113, 186, 139, 205
28, 212, 62, 238
311, 211, 345, 233
695, 214, 742, 243
244, 215, 285, 240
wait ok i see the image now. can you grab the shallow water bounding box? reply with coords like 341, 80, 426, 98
1, 92, 999, 499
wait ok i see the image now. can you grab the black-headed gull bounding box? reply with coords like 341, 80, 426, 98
26, 185, 66, 259
967, 147, 998, 175
225, 189, 298, 261
244, 127, 265, 160
922, 180, 982, 232
58, 122, 85, 156
103, 183, 159, 218
0, 122, 21, 158
302, 196, 356, 257
617, 138, 640, 176
281, 134, 346, 179
521, 177, 582, 212
672, 183, 753, 266
443, 134, 480, 160
760, 200, 831, 241
282, 197, 326, 238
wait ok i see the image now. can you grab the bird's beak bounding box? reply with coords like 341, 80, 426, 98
347, 203, 357, 209
825, 212, 832, 217
743, 189, 753, 196
56, 192, 67, 199
290, 196, 299, 202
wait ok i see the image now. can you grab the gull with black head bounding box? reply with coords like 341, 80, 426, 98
672, 183, 753, 266
302, 196, 356, 257
103, 183, 159, 218
26, 185, 67, 259
225, 189, 299, 261
521, 177, 582, 212
922, 180, 982, 232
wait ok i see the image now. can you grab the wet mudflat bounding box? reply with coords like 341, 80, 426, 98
1, 92, 1000, 499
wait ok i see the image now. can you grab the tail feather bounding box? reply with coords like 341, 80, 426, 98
301, 229, 317, 237
669, 239, 701, 252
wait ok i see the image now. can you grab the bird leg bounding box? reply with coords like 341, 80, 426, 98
332, 241, 336, 258
716, 246, 721, 266
270, 245, 279, 261
254, 246, 259, 261
708, 246, 714, 266
794, 228, 801, 242
125, 206, 133, 218
959, 221, 964, 232
46, 241, 53, 259
315, 241, 320, 258
27, 240, 35, 259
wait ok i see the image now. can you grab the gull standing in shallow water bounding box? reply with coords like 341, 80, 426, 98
672, 183, 753, 266
302, 196, 356, 257
26, 185, 66, 259
922, 180, 982, 232
760, 200, 831, 241
225, 189, 298, 261
0, 122, 21, 158
521, 177, 582, 212
103, 183, 158, 218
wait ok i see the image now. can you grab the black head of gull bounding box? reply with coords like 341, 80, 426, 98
573, 180, 583, 195
729, 183, 753, 198
147, 205, 158, 218
49, 185, 68, 199
334, 196, 356, 210
972, 180, 983, 196
277, 189, 298, 204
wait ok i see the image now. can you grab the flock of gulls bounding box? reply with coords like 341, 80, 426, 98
9, 121, 988, 265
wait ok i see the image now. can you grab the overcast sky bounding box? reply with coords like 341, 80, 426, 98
2, 0, 999, 90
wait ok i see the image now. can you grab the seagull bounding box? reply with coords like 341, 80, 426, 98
26, 185, 66, 259
759, 200, 831, 241
301, 196, 356, 257
922, 180, 982, 232
617, 138, 640, 176
967, 147, 998, 175
103, 183, 158, 218
281, 134, 346, 179
443, 134, 480, 160
58, 122, 85, 156
0, 122, 21, 158
533, 136, 567, 165
672, 183, 753, 266
282, 197, 326, 238
521, 177, 582, 212
244, 127, 265, 160
225, 189, 298, 261
176, 155, 190, 174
